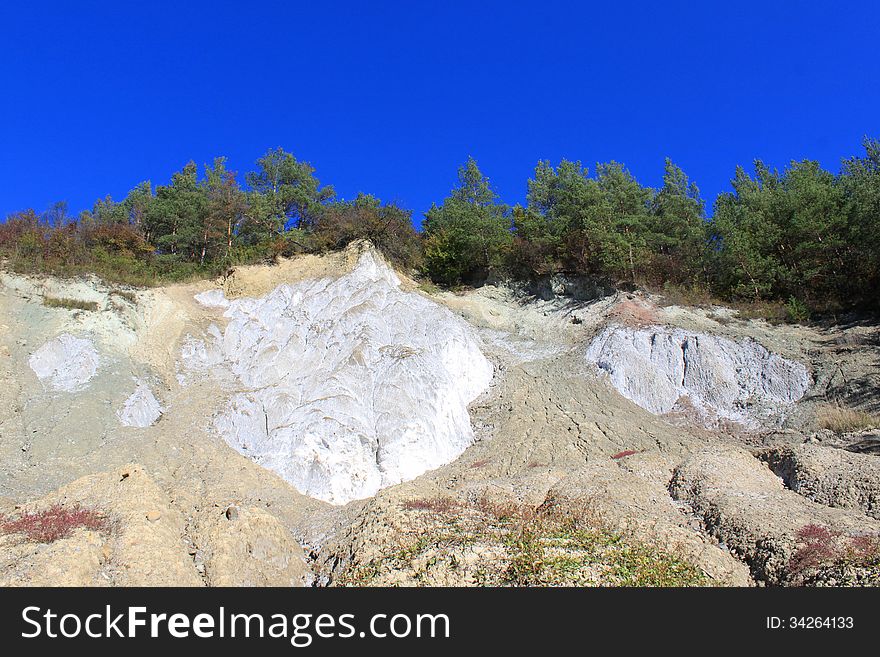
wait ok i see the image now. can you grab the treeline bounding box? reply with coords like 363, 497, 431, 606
2, 139, 879, 319
0, 148, 422, 285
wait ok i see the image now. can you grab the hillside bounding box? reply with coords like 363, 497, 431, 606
1, 242, 879, 587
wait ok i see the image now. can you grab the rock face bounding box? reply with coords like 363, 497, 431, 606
182, 250, 494, 505
585, 325, 810, 425
670, 446, 880, 584
763, 445, 880, 519
117, 382, 164, 428
28, 333, 100, 391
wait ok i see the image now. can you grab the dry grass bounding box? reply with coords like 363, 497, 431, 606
401, 497, 461, 513
42, 296, 100, 311
657, 283, 716, 309
817, 403, 879, 435
110, 288, 138, 305
342, 493, 708, 587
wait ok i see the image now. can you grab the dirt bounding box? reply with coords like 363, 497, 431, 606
1, 242, 879, 587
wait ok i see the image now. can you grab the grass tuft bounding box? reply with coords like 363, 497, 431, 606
817, 403, 879, 435
341, 493, 708, 587
42, 296, 100, 311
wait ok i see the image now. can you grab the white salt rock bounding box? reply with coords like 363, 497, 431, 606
183, 249, 494, 504
195, 289, 229, 308
118, 382, 163, 427
585, 325, 810, 426
29, 333, 100, 391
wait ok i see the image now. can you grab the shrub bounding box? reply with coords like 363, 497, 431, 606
785, 296, 811, 323
789, 523, 880, 579
0, 504, 110, 544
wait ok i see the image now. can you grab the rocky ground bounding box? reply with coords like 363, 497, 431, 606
1, 242, 878, 587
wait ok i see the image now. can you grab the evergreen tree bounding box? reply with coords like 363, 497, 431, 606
422, 158, 511, 285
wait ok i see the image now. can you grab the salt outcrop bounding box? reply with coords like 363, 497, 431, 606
28, 333, 101, 391
182, 250, 494, 504
585, 325, 810, 425
118, 382, 164, 427
194, 289, 229, 309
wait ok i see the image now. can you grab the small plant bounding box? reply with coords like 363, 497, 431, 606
0, 504, 110, 544
789, 523, 880, 581
817, 403, 879, 435
42, 296, 100, 311
784, 295, 810, 323
417, 280, 441, 295
345, 492, 709, 587
110, 288, 138, 305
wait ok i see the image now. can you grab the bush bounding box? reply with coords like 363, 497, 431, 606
313, 196, 423, 270
785, 296, 811, 323
0, 504, 110, 544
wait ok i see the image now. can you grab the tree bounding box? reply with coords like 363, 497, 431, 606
422, 158, 511, 285
709, 162, 786, 300
648, 159, 707, 284
244, 148, 334, 236
313, 193, 422, 269
204, 157, 246, 261
144, 161, 207, 260
839, 136, 880, 308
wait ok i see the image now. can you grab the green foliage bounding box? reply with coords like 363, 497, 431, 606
422, 157, 512, 285
1, 137, 879, 322
313, 193, 423, 270
708, 145, 878, 314
245, 147, 335, 234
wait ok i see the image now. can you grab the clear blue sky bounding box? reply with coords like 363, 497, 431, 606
1, 1, 878, 225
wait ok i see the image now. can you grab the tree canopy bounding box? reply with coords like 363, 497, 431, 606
2, 138, 879, 321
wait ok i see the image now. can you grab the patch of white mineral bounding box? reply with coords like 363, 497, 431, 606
29, 333, 101, 391
194, 289, 230, 309
585, 325, 810, 425
118, 382, 164, 427
184, 250, 494, 504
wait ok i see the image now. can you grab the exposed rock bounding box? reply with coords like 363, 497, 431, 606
118, 382, 163, 427
585, 325, 810, 426
28, 333, 100, 391
195, 505, 307, 586
670, 446, 880, 584
182, 249, 493, 504
762, 444, 880, 519
546, 462, 753, 585
845, 435, 880, 455
194, 289, 229, 309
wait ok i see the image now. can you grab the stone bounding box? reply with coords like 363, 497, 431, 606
181, 250, 493, 505
585, 325, 810, 426
28, 333, 100, 391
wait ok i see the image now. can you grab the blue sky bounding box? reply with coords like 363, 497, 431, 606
1, 1, 878, 225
